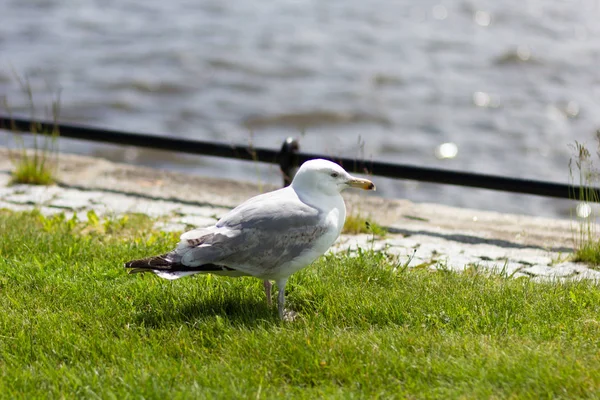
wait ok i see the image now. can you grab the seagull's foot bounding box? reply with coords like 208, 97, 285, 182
282, 309, 299, 322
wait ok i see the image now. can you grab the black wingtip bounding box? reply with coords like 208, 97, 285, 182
125, 254, 233, 274
124, 254, 175, 271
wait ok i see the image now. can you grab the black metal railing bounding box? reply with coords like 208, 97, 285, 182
1, 115, 598, 202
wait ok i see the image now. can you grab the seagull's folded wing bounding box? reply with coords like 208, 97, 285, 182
175, 188, 329, 276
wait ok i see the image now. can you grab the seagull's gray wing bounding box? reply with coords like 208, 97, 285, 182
176, 188, 329, 275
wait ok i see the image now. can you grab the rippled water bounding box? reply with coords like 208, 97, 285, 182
2, 0, 599, 218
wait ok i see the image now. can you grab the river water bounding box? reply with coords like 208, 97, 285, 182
1, 0, 599, 218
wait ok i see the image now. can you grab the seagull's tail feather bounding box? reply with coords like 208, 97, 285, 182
125, 252, 237, 280
124, 252, 181, 271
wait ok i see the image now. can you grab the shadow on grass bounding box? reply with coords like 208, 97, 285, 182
135, 296, 278, 328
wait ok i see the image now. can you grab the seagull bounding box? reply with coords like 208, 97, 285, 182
125, 158, 376, 319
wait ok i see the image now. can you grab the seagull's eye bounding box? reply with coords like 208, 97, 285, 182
330, 172, 339, 178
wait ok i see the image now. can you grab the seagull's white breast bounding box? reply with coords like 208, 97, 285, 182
268, 193, 346, 281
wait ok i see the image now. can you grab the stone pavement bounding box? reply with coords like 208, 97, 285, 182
0, 148, 598, 281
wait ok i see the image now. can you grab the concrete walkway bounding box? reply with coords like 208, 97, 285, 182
1, 148, 597, 281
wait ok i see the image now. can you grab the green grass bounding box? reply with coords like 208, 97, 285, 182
9, 151, 56, 185
342, 213, 387, 236
573, 241, 600, 265
569, 141, 600, 265
1, 210, 600, 398
3, 72, 60, 185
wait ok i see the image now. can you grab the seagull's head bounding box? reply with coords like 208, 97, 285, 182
291, 159, 376, 196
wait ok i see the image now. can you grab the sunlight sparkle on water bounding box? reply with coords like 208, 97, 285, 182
474, 11, 491, 26
473, 91, 491, 107
577, 203, 592, 219
435, 142, 458, 159
566, 101, 579, 118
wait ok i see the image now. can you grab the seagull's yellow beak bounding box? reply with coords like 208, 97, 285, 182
347, 177, 376, 191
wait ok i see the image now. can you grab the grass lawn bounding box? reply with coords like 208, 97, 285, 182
1, 210, 600, 399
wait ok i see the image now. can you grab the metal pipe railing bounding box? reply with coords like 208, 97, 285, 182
1, 115, 598, 202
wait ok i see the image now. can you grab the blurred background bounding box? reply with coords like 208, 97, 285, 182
1, 0, 598, 218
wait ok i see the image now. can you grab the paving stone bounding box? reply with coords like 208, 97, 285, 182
178, 215, 220, 228
385, 236, 421, 249
485, 262, 525, 276
332, 234, 372, 251
174, 204, 227, 219
522, 265, 561, 277
0, 186, 16, 197
384, 245, 420, 258
130, 200, 182, 218
49, 191, 98, 210
90, 195, 141, 214
571, 268, 600, 281
405, 256, 434, 268
3, 185, 63, 205
0, 201, 34, 212
556, 262, 595, 275
153, 221, 187, 233
441, 254, 482, 269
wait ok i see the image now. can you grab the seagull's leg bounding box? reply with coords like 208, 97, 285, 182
275, 278, 298, 321
263, 280, 272, 307
275, 278, 288, 320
